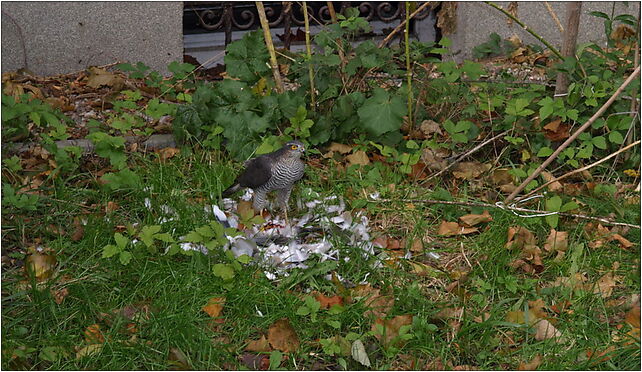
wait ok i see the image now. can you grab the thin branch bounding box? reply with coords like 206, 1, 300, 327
378, 2, 435, 48
524, 140, 641, 198
543, 1, 564, 33
302, 1, 316, 109
506, 65, 641, 202
256, 1, 285, 93
485, 1, 563, 60
369, 198, 640, 229
404, 2, 413, 128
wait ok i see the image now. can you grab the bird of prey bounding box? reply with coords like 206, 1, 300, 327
222, 140, 306, 220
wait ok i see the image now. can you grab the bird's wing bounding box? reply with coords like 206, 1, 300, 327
236, 156, 272, 189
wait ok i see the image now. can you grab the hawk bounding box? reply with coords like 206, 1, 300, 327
222, 141, 306, 217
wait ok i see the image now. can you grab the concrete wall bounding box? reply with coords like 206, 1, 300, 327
1, 1, 183, 76
448, 1, 640, 62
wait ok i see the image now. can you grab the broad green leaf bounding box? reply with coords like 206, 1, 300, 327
114, 233, 129, 248
537, 147, 553, 157
357, 88, 406, 137
560, 201, 579, 212
102, 244, 120, 258
546, 195, 562, 211
119, 251, 132, 265
212, 263, 236, 281
609, 130, 624, 144
592, 136, 607, 149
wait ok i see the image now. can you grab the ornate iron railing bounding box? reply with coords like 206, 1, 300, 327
183, 2, 433, 47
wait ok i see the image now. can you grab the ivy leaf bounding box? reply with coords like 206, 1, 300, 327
357, 88, 406, 137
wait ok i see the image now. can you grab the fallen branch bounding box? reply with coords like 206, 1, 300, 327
369, 198, 640, 229
506, 65, 641, 202
5, 134, 177, 155
524, 140, 641, 198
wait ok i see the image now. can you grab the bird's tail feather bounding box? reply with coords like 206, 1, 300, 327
222, 183, 241, 197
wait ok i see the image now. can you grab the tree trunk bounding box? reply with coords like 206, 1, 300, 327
554, 2, 582, 97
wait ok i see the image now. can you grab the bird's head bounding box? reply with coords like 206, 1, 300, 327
283, 140, 305, 158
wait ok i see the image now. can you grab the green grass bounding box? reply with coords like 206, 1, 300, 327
2, 150, 640, 370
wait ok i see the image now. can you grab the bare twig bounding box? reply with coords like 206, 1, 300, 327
423, 131, 509, 183
302, 1, 316, 108
369, 198, 640, 229
378, 2, 435, 48
485, 1, 563, 60
404, 2, 413, 128
543, 1, 564, 33
524, 140, 641, 198
256, 1, 285, 93
506, 65, 641, 202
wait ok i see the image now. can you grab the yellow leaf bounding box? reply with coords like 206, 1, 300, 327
202, 297, 225, 318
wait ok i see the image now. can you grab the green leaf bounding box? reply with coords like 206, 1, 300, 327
269, 351, 283, 370
545, 214, 559, 229
139, 225, 162, 246
102, 244, 121, 258
608, 130, 624, 144
560, 201, 579, 212
462, 61, 484, 80
357, 88, 406, 137
537, 147, 554, 157
296, 306, 310, 316
119, 251, 133, 265
539, 104, 554, 120
592, 136, 607, 149
213, 263, 236, 281
114, 233, 129, 248
546, 195, 562, 212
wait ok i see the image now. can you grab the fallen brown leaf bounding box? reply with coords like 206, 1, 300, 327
543, 229, 568, 260
518, 354, 542, 370
346, 150, 370, 166
52, 287, 69, 304
24, 253, 57, 281
350, 284, 394, 318
372, 314, 413, 348
267, 318, 300, 353
458, 210, 492, 227
84, 324, 105, 344
592, 272, 620, 298
75, 343, 103, 359
158, 147, 180, 161
313, 292, 344, 309
202, 297, 225, 318
437, 221, 478, 236
452, 162, 491, 180
534, 319, 562, 341
541, 171, 563, 192
505, 226, 537, 250
245, 335, 271, 352
168, 347, 191, 370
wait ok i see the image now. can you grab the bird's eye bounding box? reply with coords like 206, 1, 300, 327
290, 145, 298, 150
